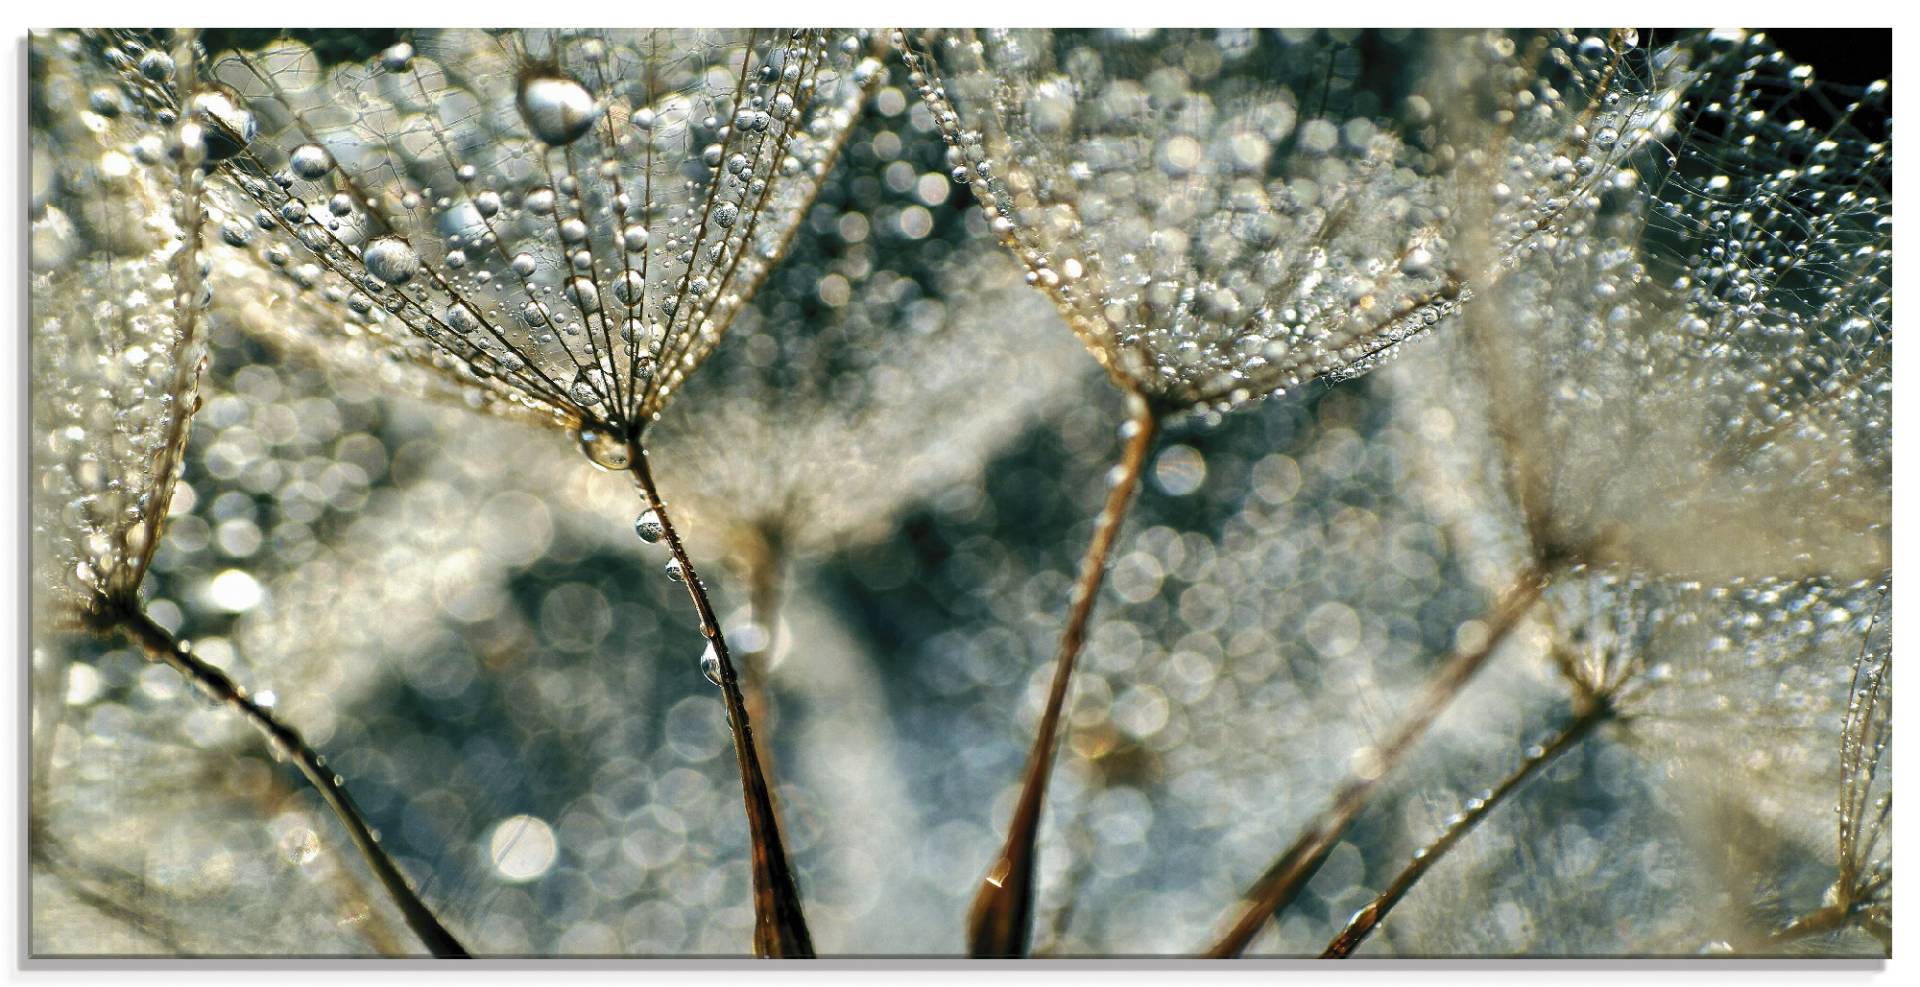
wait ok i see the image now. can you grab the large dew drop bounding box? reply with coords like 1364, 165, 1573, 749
569, 372, 602, 407
138, 49, 175, 82
517, 74, 600, 147
362, 236, 420, 286
634, 509, 664, 545
700, 642, 722, 686
289, 143, 333, 180
576, 427, 631, 470
445, 302, 481, 334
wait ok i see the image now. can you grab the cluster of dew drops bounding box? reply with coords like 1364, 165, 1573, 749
210, 34, 842, 430
629, 504, 721, 687
564, 423, 720, 688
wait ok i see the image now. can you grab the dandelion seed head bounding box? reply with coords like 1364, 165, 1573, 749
1393, 30, 1890, 584
195, 29, 882, 448
900, 30, 1645, 414
32, 30, 211, 616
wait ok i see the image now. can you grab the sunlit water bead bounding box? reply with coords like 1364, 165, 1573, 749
137, 48, 175, 82
699, 641, 722, 686
664, 558, 687, 583
445, 301, 482, 335
633, 509, 664, 545
569, 367, 611, 408
575, 427, 632, 470
517, 73, 601, 147
360, 235, 420, 286
288, 143, 332, 181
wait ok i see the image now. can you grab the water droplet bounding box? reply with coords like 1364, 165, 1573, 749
88, 87, 123, 117
613, 271, 645, 307
518, 74, 600, 146
362, 236, 420, 286
700, 642, 722, 686
665, 558, 686, 583
289, 143, 332, 180
634, 509, 664, 544
576, 427, 631, 470
138, 49, 174, 82
445, 303, 481, 334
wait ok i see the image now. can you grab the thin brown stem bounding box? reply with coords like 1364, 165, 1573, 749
1204, 564, 1549, 958
1322, 697, 1609, 957
110, 605, 468, 958
627, 444, 813, 958
966, 392, 1160, 958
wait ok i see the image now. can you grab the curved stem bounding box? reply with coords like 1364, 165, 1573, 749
627, 446, 814, 958
111, 606, 468, 957
1322, 698, 1609, 957
1204, 564, 1549, 958
967, 393, 1159, 957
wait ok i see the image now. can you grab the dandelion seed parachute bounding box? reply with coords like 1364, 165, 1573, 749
903, 29, 1531, 415
31, 30, 210, 616
196, 29, 882, 443
1351, 28, 1892, 956
31, 30, 470, 958
902, 28, 1656, 957
174, 29, 889, 958
1366, 571, 1891, 956
1394, 29, 1891, 586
